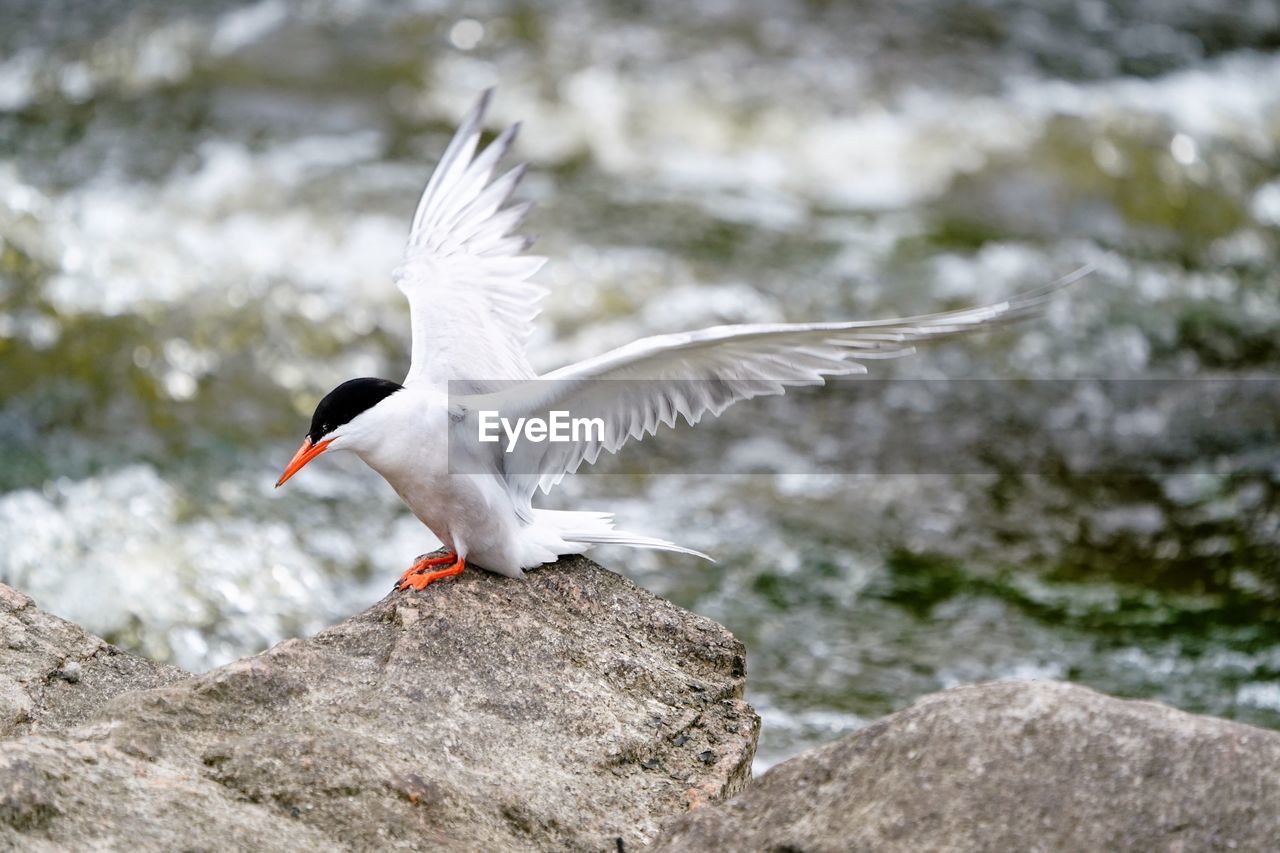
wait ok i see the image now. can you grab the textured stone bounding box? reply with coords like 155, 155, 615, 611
0, 579, 187, 738
651, 680, 1280, 852
0, 555, 756, 851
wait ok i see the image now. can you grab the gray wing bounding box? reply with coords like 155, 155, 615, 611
456, 266, 1090, 509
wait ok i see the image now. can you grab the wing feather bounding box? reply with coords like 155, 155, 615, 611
456, 266, 1091, 505
397, 90, 545, 390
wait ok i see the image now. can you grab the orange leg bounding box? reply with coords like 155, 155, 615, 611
396, 551, 457, 586
398, 557, 466, 592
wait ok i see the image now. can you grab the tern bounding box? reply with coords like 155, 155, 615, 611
275, 91, 1087, 591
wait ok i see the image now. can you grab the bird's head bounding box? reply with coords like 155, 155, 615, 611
275, 377, 404, 487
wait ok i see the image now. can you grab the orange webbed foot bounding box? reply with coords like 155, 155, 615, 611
397, 557, 466, 592
396, 551, 457, 586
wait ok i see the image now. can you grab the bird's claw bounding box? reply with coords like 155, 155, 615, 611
396, 557, 467, 592
395, 550, 457, 588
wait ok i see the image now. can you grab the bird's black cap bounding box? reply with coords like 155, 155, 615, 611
308, 377, 403, 443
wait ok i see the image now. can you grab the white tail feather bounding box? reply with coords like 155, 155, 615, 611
530, 509, 714, 562
561, 529, 714, 561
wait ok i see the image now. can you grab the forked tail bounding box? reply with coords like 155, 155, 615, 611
532, 509, 714, 562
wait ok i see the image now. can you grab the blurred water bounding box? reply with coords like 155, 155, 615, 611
1, 0, 1278, 770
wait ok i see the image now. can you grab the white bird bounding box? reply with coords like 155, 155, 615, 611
275, 90, 1088, 592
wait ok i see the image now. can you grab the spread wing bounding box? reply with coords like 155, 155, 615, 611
396, 90, 547, 392
457, 266, 1091, 506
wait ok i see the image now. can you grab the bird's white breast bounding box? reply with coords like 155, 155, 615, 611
351, 385, 526, 575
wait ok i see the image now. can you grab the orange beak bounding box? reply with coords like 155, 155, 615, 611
275, 437, 333, 488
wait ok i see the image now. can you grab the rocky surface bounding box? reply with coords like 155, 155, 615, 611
0, 555, 757, 851
652, 680, 1280, 852
0, 584, 188, 738
13, 564, 1280, 853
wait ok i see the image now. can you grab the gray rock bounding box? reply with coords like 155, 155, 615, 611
0, 583, 188, 738
0, 555, 757, 851
651, 680, 1280, 852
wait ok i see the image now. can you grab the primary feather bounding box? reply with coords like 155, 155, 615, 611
396, 89, 547, 392
456, 265, 1090, 510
